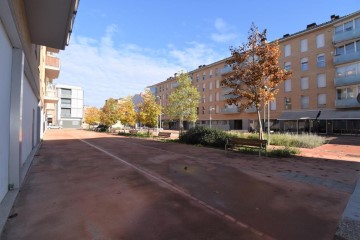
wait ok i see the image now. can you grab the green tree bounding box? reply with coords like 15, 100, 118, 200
84, 107, 100, 128
118, 96, 136, 127
100, 98, 120, 127
166, 72, 200, 130
221, 24, 291, 139
138, 89, 161, 128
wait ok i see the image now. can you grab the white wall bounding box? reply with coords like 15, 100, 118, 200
21, 76, 38, 165
0, 21, 13, 201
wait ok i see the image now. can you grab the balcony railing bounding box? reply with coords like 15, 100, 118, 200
333, 28, 360, 44
335, 74, 360, 87
222, 66, 232, 75
221, 94, 236, 100
221, 107, 240, 114
45, 55, 60, 79
334, 52, 360, 65
44, 89, 59, 103
335, 98, 360, 108
244, 106, 257, 113
61, 94, 72, 98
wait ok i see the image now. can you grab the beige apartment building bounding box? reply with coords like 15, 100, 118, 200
149, 10, 360, 134
0, 0, 79, 231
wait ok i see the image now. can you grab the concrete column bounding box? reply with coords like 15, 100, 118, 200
8, 48, 24, 189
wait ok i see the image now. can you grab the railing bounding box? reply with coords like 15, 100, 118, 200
335, 98, 360, 108
61, 94, 72, 98
45, 89, 58, 98
334, 52, 360, 65
335, 74, 360, 87
61, 103, 71, 108
221, 107, 240, 114
333, 28, 360, 44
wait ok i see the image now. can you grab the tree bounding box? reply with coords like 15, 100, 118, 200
166, 72, 200, 130
100, 98, 120, 127
138, 89, 161, 128
84, 107, 100, 128
221, 23, 291, 139
118, 96, 136, 127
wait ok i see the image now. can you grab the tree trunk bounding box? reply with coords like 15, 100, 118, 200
256, 109, 263, 140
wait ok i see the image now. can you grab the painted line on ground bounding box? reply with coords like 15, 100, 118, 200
72, 133, 274, 240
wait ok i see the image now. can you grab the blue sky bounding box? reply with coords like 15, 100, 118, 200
57, 1, 360, 107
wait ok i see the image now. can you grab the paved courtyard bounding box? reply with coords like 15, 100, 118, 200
1, 129, 360, 240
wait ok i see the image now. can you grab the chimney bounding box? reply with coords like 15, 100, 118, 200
283, 33, 290, 38
306, 23, 317, 29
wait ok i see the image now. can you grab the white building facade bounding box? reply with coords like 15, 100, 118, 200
56, 84, 84, 128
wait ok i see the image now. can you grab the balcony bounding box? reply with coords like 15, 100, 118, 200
222, 66, 232, 75
44, 89, 59, 103
244, 106, 257, 113
45, 55, 60, 79
335, 74, 360, 87
334, 52, 360, 65
333, 28, 360, 44
335, 98, 360, 108
221, 107, 240, 114
221, 94, 237, 100
61, 94, 72, 98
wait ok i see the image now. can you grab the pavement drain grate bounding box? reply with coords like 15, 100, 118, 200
279, 172, 354, 193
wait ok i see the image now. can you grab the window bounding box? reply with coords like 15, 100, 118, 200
336, 63, 359, 77
270, 99, 276, 110
216, 80, 220, 88
209, 69, 213, 78
202, 72, 206, 80
317, 54, 325, 68
202, 107, 205, 114
215, 68, 221, 76
335, 25, 343, 34
337, 87, 357, 100
336, 46, 345, 56
209, 94, 212, 102
61, 108, 71, 117
301, 77, 309, 90
301, 58, 308, 71
316, 34, 325, 48
196, 74, 199, 82
215, 92, 219, 101
284, 97, 291, 110
318, 94, 326, 107
301, 96, 309, 109
284, 44, 291, 57
196, 107, 199, 115
317, 73, 326, 88
209, 82, 213, 90
215, 105, 219, 113
202, 83, 206, 92
344, 20, 353, 32
202, 96, 206, 103
284, 79, 291, 92
300, 39, 308, 52
61, 98, 71, 108
345, 42, 355, 54
284, 62, 291, 71
61, 88, 71, 98
356, 17, 360, 29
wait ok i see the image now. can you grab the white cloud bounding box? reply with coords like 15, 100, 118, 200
57, 25, 223, 107
211, 18, 238, 43
168, 41, 222, 70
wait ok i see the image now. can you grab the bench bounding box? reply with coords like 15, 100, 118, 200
225, 138, 267, 156
157, 132, 171, 139
129, 130, 138, 135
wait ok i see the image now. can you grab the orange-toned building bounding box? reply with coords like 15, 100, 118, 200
149, 10, 360, 134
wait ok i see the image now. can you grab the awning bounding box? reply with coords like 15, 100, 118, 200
317, 110, 360, 120
278, 110, 360, 120
278, 111, 320, 120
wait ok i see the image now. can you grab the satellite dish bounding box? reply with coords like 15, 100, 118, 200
357, 93, 360, 103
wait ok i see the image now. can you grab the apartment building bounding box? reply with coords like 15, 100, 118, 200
0, 0, 79, 227
56, 84, 84, 128
149, 10, 360, 134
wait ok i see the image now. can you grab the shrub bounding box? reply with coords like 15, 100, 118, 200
267, 147, 300, 158
179, 126, 229, 148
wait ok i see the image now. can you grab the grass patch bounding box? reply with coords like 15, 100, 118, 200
118, 131, 151, 138
229, 131, 325, 148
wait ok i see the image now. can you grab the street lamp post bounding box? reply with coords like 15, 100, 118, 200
209, 107, 215, 128
156, 96, 162, 132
